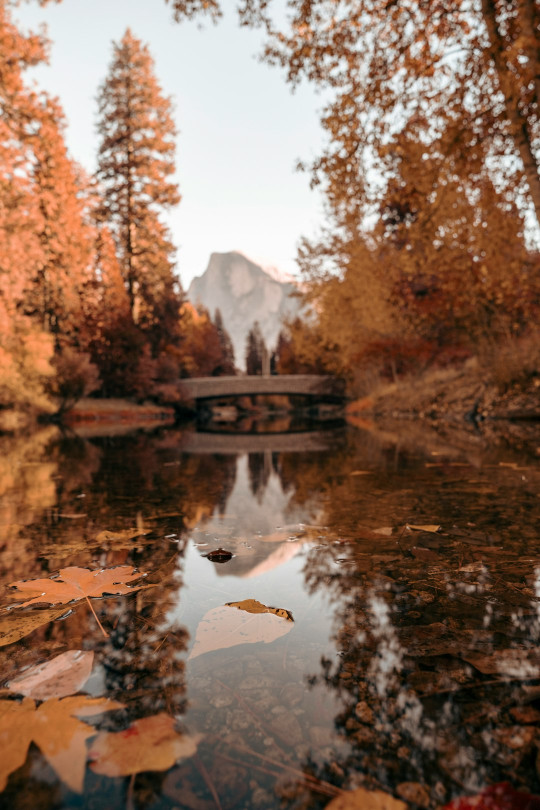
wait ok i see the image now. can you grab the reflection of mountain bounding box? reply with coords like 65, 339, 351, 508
191, 453, 317, 578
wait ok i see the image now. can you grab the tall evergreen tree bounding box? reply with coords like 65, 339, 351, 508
213, 308, 235, 374
245, 321, 266, 375
95, 28, 182, 353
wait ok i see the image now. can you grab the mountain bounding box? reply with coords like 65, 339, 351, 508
187, 251, 301, 370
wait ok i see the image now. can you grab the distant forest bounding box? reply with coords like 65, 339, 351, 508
1, 0, 539, 421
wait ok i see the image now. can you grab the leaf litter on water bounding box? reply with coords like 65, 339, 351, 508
188, 598, 294, 660
5, 565, 152, 637
0, 607, 68, 648
89, 713, 202, 777
7, 650, 94, 701
0, 695, 123, 793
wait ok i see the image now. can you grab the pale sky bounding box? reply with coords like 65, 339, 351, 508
14, 0, 326, 288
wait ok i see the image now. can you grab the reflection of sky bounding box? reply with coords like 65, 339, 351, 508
169, 453, 338, 669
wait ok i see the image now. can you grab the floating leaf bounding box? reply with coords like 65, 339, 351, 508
406, 524, 441, 533
7, 650, 94, 701
89, 713, 202, 777
0, 695, 123, 793
226, 598, 294, 621
7, 566, 150, 608
325, 786, 408, 809
0, 608, 67, 648
94, 528, 151, 548
188, 599, 293, 660
6, 566, 152, 637
204, 548, 233, 562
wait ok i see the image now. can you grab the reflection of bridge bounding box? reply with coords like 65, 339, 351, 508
176, 374, 345, 403
180, 429, 345, 454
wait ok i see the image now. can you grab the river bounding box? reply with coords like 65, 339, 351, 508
1, 420, 539, 809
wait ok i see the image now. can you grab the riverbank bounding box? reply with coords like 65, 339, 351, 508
346, 355, 540, 453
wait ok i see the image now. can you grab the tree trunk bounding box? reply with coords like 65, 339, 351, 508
481, 0, 540, 226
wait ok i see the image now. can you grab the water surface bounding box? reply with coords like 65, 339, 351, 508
1, 422, 540, 809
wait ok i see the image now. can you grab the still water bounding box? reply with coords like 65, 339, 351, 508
1, 421, 540, 809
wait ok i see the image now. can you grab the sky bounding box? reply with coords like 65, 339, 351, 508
14, 0, 326, 288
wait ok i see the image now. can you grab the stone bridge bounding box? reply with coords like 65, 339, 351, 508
176, 374, 345, 403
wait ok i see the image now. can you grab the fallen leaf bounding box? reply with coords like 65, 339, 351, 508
0, 608, 67, 648
94, 528, 150, 547
442, 782, 540, 809
188, 600, 293, 660
7, 650, 94, 701
6, 566, 152, 637
204, 548, 233, 562
89, 713, 202, 777
0, 695, 123, 793
226, 598, 294, 621
406, 524, 441, 533
325, 786, 408, 809
8, 566, 150, 608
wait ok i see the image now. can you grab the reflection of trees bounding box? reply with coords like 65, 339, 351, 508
296, 478, 540, 804
248, 452, 272, 503
0, 427, 239, 807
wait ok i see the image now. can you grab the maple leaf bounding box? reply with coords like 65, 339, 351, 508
89, 713, 202, 777
7, 650, 94, 701
0, 695, 123, 793
7, 566, 151, 638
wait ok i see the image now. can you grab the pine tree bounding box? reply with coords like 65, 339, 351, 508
213, 308, 235, 375
245, 322, 266, 376
96, 28, 182, 353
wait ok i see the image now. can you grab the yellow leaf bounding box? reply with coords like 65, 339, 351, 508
89, 713, 202, 777
0, 608, 67, 647
406, 524, 441, 533
0, 696, 123, 793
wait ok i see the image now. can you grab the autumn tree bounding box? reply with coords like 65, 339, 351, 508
95, 29, 182, 354
0, 3, 57, 414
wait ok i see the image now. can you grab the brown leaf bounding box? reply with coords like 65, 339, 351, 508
188, 600, 293, 660
0, 608, 67, 648
325, 786, 408, 809
7, 650, 94, 701
0, 695, 123, 793
406, 524, 441, 533
7, 565, 150, 608
94, 528, 151, 548
89, 713, 202, 777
